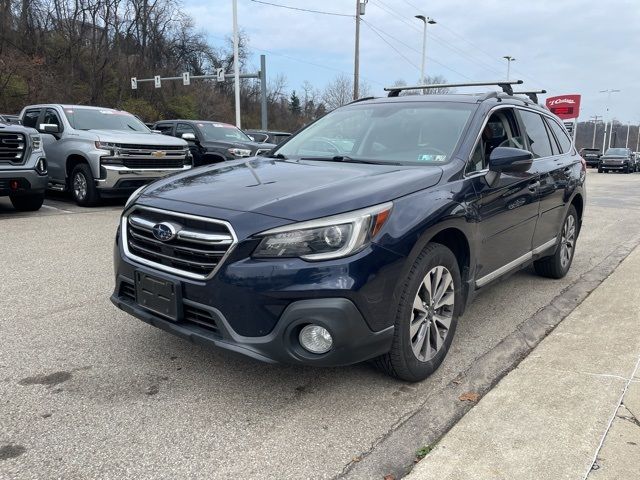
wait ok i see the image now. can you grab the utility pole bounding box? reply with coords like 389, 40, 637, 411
503, 55, 516, 80
590, 115, 601, 148
600, 89, 620, 152
353, 0, 367, 100
635, 122, 640, 153
626, 121, 631, 148
415, 15, 436, 92
232, 0, 241, 128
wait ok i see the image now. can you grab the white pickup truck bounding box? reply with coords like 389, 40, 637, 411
19, 104, 192, 206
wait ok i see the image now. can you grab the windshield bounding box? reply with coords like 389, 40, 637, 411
198, 123, 252, 142
605, 148, 629, 156
274, 102, 475, 165
64, 108, 149, 132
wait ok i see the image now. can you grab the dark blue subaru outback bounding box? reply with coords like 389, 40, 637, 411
111, 81, 586, 381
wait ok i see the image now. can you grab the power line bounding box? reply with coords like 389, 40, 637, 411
360, 20, 422, 72
207, 33, 386, 88
249, 0, 353, 17
362, 20, 473, 80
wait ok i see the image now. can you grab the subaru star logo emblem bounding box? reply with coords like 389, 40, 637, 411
152, 222, 177, 242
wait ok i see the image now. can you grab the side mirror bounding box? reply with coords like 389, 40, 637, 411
488, 147, 533, 173
39, 123, 60, 134
182, 133, 197, 142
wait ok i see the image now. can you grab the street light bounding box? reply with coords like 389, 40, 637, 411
415, 15, 436, 89
599, 89, 621, 151
503, 55, 516, 80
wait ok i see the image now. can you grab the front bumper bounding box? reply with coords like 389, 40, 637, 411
97, 165, 191, 191
112, 224, 405, 366
111, 286, 394, 366
600, 163, 627, 170
0, 167, 48, 196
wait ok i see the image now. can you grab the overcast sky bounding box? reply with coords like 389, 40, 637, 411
183, 0, 640, 123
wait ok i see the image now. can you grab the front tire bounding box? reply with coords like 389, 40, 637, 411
374, 243, 462, 382
534, 205, 578, 279
70, 164, 100, 206
10, 192, 44, 211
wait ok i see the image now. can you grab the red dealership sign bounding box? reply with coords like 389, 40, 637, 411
545, 94, 581, 120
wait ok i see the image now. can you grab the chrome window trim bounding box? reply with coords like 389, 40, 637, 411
121, 205, 239, 281
475, 237, 556, 288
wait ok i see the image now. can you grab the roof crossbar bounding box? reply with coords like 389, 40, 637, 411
385, 80, 523, 97
512, 90, 547, 103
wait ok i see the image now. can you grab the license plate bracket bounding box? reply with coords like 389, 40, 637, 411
135, 271, 181, 321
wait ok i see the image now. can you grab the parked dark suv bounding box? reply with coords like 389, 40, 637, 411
598, 147, 634, 173
579, 148, 601, 168
112, 82, 585, 382
153, 120, 277, 166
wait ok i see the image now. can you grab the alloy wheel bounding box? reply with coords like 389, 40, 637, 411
73, 172, 87, 201
409, 266, 455, 362
560, 214, 576, 269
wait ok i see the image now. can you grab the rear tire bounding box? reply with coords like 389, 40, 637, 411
10, 192, 44, 211
534, 205, 578, 279
70, 164, 100, 207
374, 243, 462, 382
597, 167, 603, 173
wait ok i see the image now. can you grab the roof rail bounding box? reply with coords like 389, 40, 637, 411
346, 96, 376, 105
384, 80, 523, 97
512, 90, 547, 104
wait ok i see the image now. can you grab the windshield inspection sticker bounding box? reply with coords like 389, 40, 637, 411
418, 154, 447, 162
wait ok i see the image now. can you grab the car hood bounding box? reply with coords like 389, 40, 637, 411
140, 157, 443, 221
90, 130, 187, 146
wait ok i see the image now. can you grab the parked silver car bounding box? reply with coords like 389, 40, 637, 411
19, 105, 191, 206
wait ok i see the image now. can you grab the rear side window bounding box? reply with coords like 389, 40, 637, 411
546, 118, 572, 154
519, 110, 553, 159
22, 109, 41, 128
155, 123, 174, 135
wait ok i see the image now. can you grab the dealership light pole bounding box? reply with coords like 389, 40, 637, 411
600, 89, 620, 151
636, 122, 640, 153
503, 55, 516, 80
415, 15, 436, 88
590, 115, 601, 148
626, 121, 631, 148
232, 0, 241, 128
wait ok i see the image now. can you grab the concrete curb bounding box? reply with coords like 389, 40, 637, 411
339, 237, 640, 480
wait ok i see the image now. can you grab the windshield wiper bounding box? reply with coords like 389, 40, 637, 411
300, 155, 401, 165
267, 153, 288, 159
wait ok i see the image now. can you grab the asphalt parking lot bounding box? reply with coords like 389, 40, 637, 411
1, 169, 640, 480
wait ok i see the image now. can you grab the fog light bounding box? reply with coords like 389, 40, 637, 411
299, 324, 333, 354
35, 158, 47, 175
9, 179, 19, 191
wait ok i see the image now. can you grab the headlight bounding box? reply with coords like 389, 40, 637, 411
125, 185, 147, 209
30, 134, 42, 151
228, 148, 252, 158
253, 202, 392, 260
95, 141, 120, 150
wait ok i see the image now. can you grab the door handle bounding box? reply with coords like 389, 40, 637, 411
528, 180, 540, 192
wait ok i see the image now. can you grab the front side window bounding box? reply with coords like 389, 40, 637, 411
519, 110, 553, 159
197, 123, 253, 142
466, 108, 523, 174
176, 123, 197, 139
275, 102, 476, 165
22, 109, 41, 129
63, 108, 149, 132
43, 109, 62, 129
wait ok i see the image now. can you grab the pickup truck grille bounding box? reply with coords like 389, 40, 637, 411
0, 132, 26, 164
123, 207, 237, 280
122, 158, 184, 169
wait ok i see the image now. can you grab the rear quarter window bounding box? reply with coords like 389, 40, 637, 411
546, 118, 572, 154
